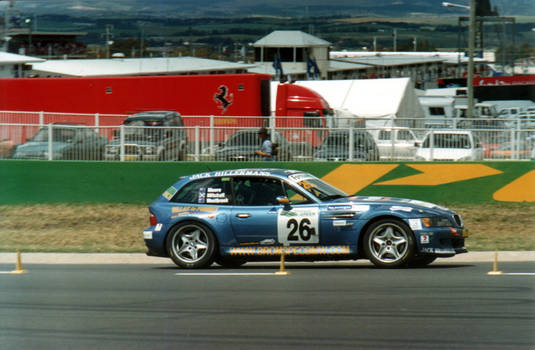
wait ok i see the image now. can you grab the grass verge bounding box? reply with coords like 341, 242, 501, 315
0, 203, 534, 253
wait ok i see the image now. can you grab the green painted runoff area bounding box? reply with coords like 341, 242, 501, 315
0, 160, 533, 204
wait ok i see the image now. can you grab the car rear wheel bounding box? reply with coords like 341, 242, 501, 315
363, 219, 415, 268
166, 222, 216, 268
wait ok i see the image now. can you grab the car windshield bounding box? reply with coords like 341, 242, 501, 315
288, 173, 347, 201
423, 134, 471, 149
226, 132, 261, 147
123, 120, 165, 140
32, 128, 76, 143
323, 132, 368, 148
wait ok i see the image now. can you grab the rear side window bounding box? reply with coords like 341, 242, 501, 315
429, 107, 445, 116
233, 177, 285, 206
172, 177, 232, 205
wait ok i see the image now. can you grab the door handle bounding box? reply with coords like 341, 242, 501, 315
235, 213, 250, 218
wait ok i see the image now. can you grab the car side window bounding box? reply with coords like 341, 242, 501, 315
172, 177, 232, 205
378, 130, 390, 140
233, 177, 285, 206
283, 182, 312, 205
398, 130, 413, 141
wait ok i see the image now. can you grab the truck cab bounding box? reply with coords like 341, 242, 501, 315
274, 83, 333, 146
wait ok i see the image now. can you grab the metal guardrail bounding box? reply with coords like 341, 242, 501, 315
1, 111, 534, 161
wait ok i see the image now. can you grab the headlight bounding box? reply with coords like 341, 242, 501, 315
106, 146, 118, 154
421, 217, 451, 227
143, 146, 156, 154
44, 152, 63, 160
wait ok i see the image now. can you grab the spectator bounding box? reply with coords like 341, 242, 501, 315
256, 127, 273, 161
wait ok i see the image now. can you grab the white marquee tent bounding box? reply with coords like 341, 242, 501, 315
292, 77, 426, 127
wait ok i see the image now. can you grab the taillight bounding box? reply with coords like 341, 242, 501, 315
149, 212, 157, 226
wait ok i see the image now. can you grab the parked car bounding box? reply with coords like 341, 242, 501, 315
0, 139, 15, 158
370, 127, 419, 160
143, 168, 468, 269
415, 130, 484, 161
490, 141, 532, 160
12, 124, 107, 160
214, 129, 293, 161
314, 129, 379, 161
104, 111, 187, 161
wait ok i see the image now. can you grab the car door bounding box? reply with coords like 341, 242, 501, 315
277, 183, 321, 246
397, 129, 416, 158
230, 176, 285, 244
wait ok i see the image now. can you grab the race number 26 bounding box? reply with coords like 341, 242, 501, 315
278, 207, 319, 244
286, 218, 315, 241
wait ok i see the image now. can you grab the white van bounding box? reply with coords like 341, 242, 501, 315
415, 130, 483, 161
370, 127, 419, 160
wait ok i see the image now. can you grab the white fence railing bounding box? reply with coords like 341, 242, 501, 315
0, 111, 534, 161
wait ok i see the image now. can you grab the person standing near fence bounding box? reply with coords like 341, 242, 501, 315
256, 127, 273, 161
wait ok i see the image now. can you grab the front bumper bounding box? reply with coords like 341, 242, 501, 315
104, 153, 159, 161
414, 227, 468, 257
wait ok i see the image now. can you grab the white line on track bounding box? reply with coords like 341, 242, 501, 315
502, 273, 535, 276
176, 272, 284, 276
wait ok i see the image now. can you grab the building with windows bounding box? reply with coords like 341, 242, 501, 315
248, 30, 464, 88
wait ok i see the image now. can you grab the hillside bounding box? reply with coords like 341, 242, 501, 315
5, 0, 535, 18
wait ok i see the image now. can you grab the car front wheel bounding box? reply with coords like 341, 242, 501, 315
166, 222, 216, 268
363, 219, 415, 268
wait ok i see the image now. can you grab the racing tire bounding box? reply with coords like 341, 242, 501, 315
215, 255, 247, 268
363, 219, 415, 268
408, 255, 437, 267
166, 222, 216, 268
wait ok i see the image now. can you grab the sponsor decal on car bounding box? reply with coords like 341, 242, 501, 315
390, 206, 413, 213
278, 207, 319, 244
229, 245, 351, 256
191, 170, 271, 180
352, 205, 370, 212
408, 218, 423, 230
171, 206, 219, 218
163, 186, 177, 200
327, 205, 353, 211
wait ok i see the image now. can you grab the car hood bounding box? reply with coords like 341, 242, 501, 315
314, 148, 368, 160
14, 141, 70, 155
326, 196, 455, 216
108, 139, 159, 147
216, 145, 257, 155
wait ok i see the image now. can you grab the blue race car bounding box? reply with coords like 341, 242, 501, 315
144, 169, 468, 268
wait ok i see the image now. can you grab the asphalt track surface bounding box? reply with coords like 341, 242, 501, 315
0, 254, 534, 350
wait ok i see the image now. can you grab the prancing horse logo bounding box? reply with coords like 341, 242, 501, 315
214, 85, 233, 114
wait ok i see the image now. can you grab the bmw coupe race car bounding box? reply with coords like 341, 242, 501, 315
144, 169, 468, 268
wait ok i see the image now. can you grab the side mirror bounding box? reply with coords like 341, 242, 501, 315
276, 196, 292, 210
